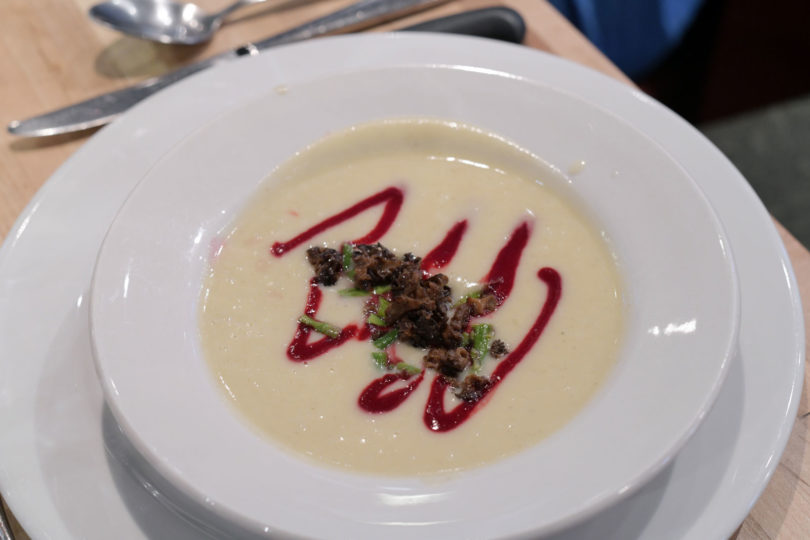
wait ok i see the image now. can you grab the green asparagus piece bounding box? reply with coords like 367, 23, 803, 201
376, 297, 390, 318
395, 362, 422, 375
471, 323, 493, 372
373, 329, 399, 349
367, 314, 387, 326
338, 288, 368, 297
372, 351, 389, 369
298, 314, 341, 339
342, 243, 355, 279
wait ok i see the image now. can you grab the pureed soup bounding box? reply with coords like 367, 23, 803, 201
199, 119, 624, 475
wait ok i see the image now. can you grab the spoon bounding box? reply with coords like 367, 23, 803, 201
89, 0, 269, 45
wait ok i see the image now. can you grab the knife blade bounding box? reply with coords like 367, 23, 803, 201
9, 0, 453, 138
9, 5, 525, 138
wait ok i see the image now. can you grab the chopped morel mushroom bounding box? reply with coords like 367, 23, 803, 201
388, 273, 452, 348
424, 347, 472, 378
443, 300, 473, 347
468, 293, 498, 316
304, 241, 511, 402
351, 243, 401, 290
490, 339, 509, 357
306, 247, 342, 286
456, 374, 491, 402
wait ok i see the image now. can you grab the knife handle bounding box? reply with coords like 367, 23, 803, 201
254, 0, 448, 49
401, 7, 525, 43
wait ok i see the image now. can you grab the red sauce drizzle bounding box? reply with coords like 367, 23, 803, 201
358, 372, 425, 413
287, 279, 359, 361
356, 324, 371, 341
424, 267, 562, 432
481, 220, 532, 306
420, 220, 467, 273
274, 185, 561, 434
271, 187, 404, 257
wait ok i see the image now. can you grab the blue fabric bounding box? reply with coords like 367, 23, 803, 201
548, 0, 705, 78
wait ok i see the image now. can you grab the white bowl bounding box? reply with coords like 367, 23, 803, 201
90, 36, 739, 538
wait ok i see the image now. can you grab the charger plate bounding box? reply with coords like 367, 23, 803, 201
0, 34, 803, 539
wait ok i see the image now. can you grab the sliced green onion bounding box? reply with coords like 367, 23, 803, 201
367, 314, 386, 326
372, 351, 389, 369
342, 243, 355, 278
373, 329, 399, 349
338, 288, 368, 297
395, 362, 422, 375
461, 331, 472, 347
373, 284, 392, 294
299, 314, 341, 339
471, 323, 493, 372
376, 297, 390, 318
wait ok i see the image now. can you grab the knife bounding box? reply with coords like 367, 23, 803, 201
7, 5, 524, 138
401, 6, 524, 42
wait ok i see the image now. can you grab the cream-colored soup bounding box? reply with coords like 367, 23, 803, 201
199, 120, 623, 475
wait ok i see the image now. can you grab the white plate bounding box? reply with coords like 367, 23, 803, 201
0, 34, 803, 539
89, 64, 739, 538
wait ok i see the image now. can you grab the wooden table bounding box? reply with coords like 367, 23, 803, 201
1, 0, 807, 538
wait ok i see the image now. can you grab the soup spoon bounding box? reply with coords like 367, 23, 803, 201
89, 0, 270, 45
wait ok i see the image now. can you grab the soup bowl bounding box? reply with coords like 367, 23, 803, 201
90, 35, 739, 539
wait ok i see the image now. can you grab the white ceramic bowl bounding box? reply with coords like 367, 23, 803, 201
90, 37, 739, 539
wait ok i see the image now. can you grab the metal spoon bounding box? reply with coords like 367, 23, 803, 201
89, 0, 269, 45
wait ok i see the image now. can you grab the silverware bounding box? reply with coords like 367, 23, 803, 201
0, 501, 14, 540
8, 0, 447, 137
89, 0, 270, 45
